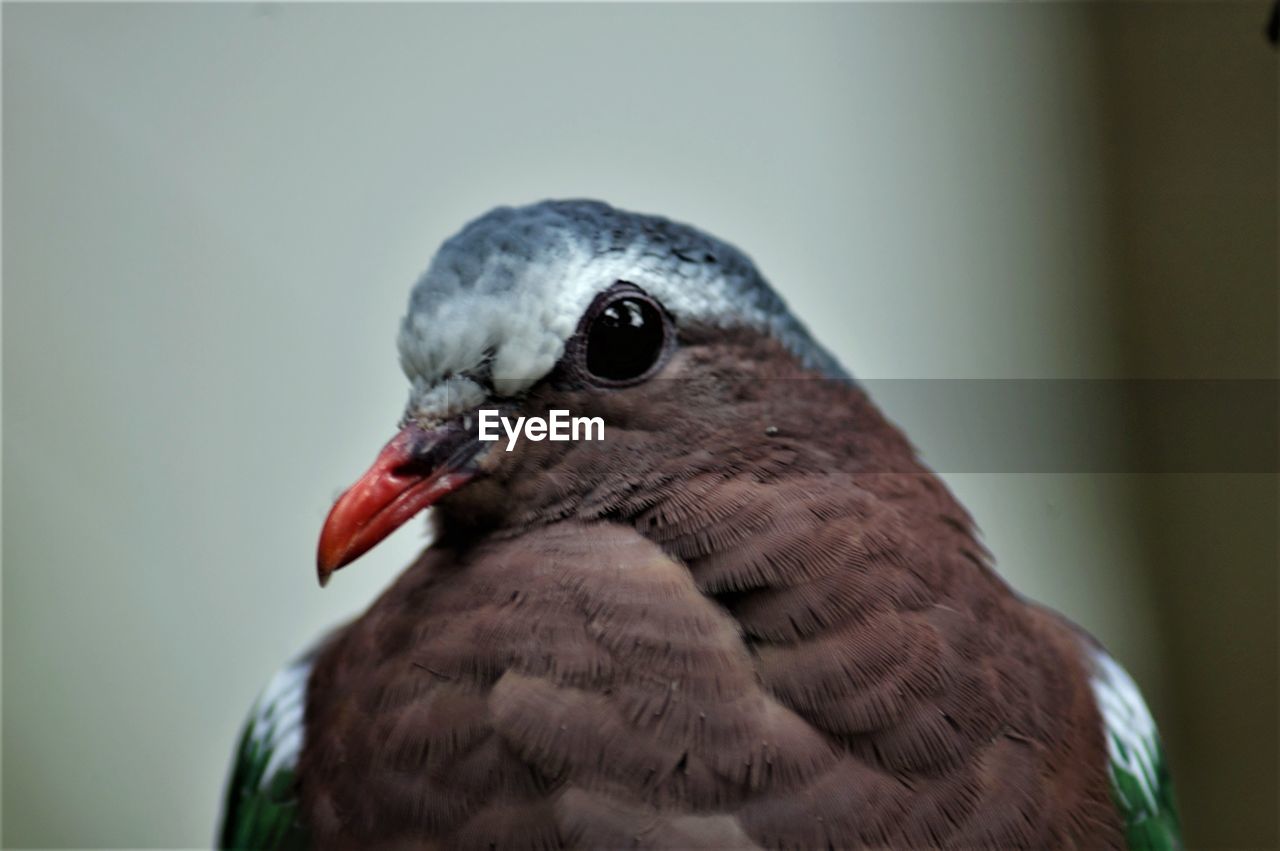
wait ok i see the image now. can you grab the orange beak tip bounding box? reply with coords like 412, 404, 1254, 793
315, 423, 479, 582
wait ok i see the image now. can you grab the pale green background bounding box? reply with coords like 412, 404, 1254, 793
4, 3, 1275, 849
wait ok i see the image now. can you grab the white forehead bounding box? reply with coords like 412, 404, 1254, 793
397, 199, 845, 408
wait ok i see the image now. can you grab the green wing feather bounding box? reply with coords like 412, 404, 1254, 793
1089, 649, 1183, 851
218, 655, 312, 850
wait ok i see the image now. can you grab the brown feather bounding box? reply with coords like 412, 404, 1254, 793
298, 326, 1122, 848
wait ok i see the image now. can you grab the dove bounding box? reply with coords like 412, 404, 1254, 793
219, 200, 1180, 850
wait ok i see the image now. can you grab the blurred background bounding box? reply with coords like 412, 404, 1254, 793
3, 3, 1275, 848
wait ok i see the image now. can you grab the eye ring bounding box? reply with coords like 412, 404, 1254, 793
570, 282, 674, 387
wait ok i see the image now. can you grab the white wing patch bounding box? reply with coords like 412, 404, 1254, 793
1089, 648, 1161, 812
220, 652, 315, 848
249, 653, 312, 789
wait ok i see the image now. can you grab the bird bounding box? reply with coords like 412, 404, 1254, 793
219, 200, 1181, 850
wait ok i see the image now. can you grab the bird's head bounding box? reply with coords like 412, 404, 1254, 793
316, 199, 850, 584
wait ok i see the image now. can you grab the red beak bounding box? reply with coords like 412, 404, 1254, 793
316, 422, 478, 585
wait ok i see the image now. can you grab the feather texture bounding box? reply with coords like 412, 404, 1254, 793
290, 329, 1135, 848
1089, 648, 1182, 850
220, 654, 313, 850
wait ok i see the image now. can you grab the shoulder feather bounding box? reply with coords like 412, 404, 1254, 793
1087, 647, 1182, 851
218, 652, 313, 850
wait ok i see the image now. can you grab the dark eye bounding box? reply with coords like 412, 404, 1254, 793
582, 289, 670, 383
